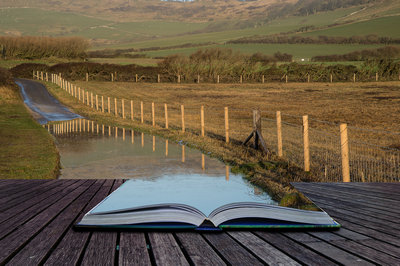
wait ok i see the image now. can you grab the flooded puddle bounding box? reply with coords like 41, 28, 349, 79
46, 119, 276, 204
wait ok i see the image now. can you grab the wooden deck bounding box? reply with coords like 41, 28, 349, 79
0, 180, 399, 265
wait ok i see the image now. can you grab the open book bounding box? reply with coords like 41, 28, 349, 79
76, 175, 340, 230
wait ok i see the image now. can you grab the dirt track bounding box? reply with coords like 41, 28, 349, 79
15, 78, 81, 124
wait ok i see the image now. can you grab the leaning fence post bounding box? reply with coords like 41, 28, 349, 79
152, 102, 155, 127
303, 115, 310, 172
340, 123, 350, 182
201, 105, 204, 137
225, 107, 229, 143
164, 103, 168, 129
181, 105, 185, 132
276, 111, 283, 157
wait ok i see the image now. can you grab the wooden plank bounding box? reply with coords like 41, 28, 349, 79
202, 233, 262, 266
309, 231, 400, 265
81, 180, 122, 266
148, 232, 189, 265
228, 231, 300, 265
6, 180, 104, 265
175, 232, 225, 266
254, 231, 338, 265
44, 180, 115, 266
283, 232, 374, 265
295, 186, 400, 220
0, 180, 58, 207
0, 180, 92, 264
0, 180, 80, 239
0, 179, 76, 224
119, 232, 151, 266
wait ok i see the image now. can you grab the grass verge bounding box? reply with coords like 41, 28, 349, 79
0, 82, 59, 179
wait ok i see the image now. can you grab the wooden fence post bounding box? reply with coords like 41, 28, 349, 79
217, 75, 220, 84
262, 75, 265, 84
74, 86, 77, 98
122, 99, 125, 119
82, 89, 85, 103
111, 73, 114, 82
340, 123, 350, 182
131, 100, 134, 120
41, 72, 43, 80
376, 72, 378, 82
108, 97, 110, 113
177, 74, 181, 84
86, 73, 88, 82
86, 91, 89, 106
32, 70, 35, 79
353, 73, 356, 83
114, 98, 118, 116
303, 115, 310, 172
330, 74, 333, 83
135, 74, 138, 83
96, 95, 99, 110
91, 93, 93, 108
102, 96, 104, 112
164, 103, 168, 129
285, 74, 288, 83
307, 74, 310, 83
181, 105, 185, 132
158, 74, 160, 83
225, 107, 229, 143
197, 74, 200, 84
152, 102, 155, 126
141, 101, 144, 123
240, 75, 243, 84
46, 73, 48, 82
201, 105, 204, 137
276, 111, 283, 157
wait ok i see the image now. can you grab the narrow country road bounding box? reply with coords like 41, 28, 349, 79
15, 78, 81, 124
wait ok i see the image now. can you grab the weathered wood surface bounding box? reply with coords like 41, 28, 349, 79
1, 180, 399, 265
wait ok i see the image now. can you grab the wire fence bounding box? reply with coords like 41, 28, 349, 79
41, 72, 400, 183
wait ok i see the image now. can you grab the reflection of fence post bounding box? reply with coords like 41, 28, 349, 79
340, 123, 350, 182
276, 111, 283, 157
131, 100, 134, 120
152, 102, 155, 126
122, 99, 125, 119
114, 98, 118, 116
225, 107, 229, 143
303, 115, 310, 172
141, 101, 144, 123
181, 105, 185, 132
164, 103, 168, 129
201, 105, 204, 137
108, 97, 110, 113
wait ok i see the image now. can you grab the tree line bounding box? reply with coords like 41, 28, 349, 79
229, 34, 400, 45
0, 36, 89, 59
312, 46, 400, 62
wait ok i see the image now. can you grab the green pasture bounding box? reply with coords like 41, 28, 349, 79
302, 15, 400, 38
